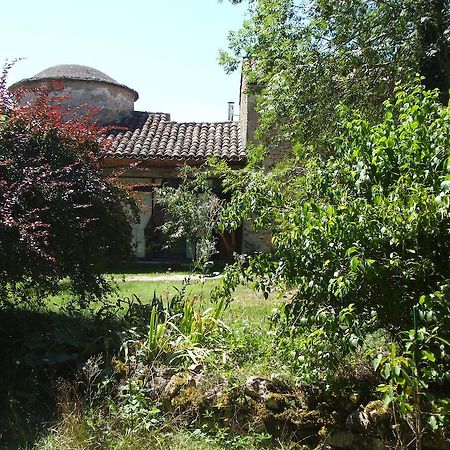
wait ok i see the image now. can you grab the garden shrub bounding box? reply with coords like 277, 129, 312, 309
0, 64, 136, 305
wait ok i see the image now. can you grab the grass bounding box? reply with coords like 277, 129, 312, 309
3, 278, 447, 448
44, 277, 219, 314
1, 271, 283, 450
110, 278, 218, 302
2, 271, 398, 450
37, 424, 280, 450
44, 274, 277, 325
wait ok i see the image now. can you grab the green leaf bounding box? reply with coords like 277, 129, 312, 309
428, 415, 438, 431
383, 386, 394, 408
373, 354, 383, 370
350, 256, 359, 271
421, 350, 436, 362
383, 363, 391, 379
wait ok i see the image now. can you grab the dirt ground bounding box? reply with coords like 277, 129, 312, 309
119, 274, 222, 282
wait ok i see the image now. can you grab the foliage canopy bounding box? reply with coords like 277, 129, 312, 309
214, 78, 450, 440
221, 0, 450, 149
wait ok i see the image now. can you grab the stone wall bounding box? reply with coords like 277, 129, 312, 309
263, 141, 292, 168
239, 74, 291, 253
239, 75, 291, 168
239, 76, 259, 149
241, 221, 272, 254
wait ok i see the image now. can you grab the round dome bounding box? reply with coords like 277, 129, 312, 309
11, 64, 138, 101
30, 64, 119, 84
10, 64, 139, 124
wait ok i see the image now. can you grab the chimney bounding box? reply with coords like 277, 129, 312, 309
227, 101, 235, 121
239, 72, 259, 147
239, 67, 290, 167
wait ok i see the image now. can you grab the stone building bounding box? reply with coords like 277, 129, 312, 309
10, 64, 287, 261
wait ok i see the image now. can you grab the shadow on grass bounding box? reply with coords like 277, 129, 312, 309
106, 260, 227, 276
106, 261, 194, 275
0, 307, 124, 450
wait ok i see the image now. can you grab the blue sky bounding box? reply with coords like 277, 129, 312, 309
1, 0, 247, 122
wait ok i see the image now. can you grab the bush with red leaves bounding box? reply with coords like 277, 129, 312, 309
0, 63, 137, 306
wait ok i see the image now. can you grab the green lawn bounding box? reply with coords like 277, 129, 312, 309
109, 277, 217, 302
44, 273, 277, 325
114, 279, 274, 319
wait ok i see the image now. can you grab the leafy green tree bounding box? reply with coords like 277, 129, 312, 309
217, 80, 450, 330
221, 0, 450, 149
0, 65, 137, 305
157, 167, 223, 268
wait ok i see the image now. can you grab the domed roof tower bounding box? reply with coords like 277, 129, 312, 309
10, 64, 138, 125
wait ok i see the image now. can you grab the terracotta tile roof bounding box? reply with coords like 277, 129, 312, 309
104, 111, 245, 162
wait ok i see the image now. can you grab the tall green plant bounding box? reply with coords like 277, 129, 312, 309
213, 79, 450, 444
216, 81, 450, 329
146, 306, 167, 359
375, 284, 450, 446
